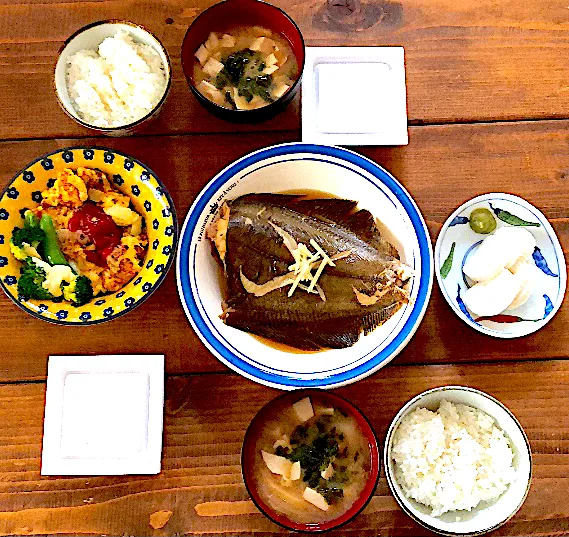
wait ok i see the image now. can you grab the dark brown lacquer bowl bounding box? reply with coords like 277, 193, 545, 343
181, 0, 305, 122
242, 389, 380, 532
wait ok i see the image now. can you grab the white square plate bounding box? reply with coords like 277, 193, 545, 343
302, 47, 408, 146
41, 355, 164, 475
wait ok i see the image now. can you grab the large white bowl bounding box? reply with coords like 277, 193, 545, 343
384, 386, 532, 536
176, 143, 433, 389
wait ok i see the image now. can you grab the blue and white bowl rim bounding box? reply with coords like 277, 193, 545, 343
177, 143, 433, 388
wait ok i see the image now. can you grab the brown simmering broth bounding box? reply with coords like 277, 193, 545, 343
251, 397, 371, 524
193, 26, 297, 110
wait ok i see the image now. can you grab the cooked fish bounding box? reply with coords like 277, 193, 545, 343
209, 194, 412, 350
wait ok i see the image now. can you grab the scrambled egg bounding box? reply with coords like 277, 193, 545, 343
36, 167, 147, 296
41, 168, 88, 208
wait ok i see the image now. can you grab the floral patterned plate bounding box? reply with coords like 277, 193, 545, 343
435, 193, 566, 338
0, 147, 177, 325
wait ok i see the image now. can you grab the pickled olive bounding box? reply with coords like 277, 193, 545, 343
469, 208, 497, 234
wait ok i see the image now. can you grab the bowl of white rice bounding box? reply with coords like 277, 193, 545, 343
54, 20, 171, 135
384, 386, 532, 536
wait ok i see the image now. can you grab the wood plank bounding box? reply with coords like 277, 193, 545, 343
1, 0, 569, 139
0, 361, 567, 536
1, 120, 569, 381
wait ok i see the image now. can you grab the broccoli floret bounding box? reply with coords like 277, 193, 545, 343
17, 258, 54, 301
11, 227, 45, 248
62, 275, 93, 306
10, 226, 46, 261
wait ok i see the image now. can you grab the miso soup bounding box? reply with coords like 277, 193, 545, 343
249, 395, 372, 524
193, 26, 298, 110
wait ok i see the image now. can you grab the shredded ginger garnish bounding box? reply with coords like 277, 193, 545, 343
287, 239, 335, 297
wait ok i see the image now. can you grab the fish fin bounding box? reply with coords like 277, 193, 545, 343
361, 303, 403, 334
224, 311, 363, 350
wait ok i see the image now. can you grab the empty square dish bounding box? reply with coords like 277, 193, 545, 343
41, 355, 164, 475
302, 47, 408, 146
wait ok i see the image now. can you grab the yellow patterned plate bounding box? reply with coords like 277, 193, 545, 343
0, 147, 177, 325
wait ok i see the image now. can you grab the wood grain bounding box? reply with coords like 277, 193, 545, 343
0, 120, 568, 381
2, 0, 569, 139
0, 362, 567, 536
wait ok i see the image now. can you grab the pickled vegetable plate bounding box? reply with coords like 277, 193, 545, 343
435, 193, 566, 338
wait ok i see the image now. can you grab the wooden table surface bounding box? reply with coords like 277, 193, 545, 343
1, 0, 568, 535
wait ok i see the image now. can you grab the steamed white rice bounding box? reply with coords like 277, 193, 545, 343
391, 400, 516, 516
66, 30, 167, 128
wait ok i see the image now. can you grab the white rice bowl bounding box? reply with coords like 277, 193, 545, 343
66, 30, 167, 128
384, 387, 532, 536
391, 400, 516, 517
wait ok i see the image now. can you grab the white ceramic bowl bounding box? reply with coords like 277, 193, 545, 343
435, 193, 566, 338
384, 386, 532, 536
54, 20, 171, 135
176, 143, 433, 389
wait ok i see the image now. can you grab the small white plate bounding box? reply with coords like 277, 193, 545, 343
301, 47, 408, 146
41, 355, 164, 476
435, 193, 566, 338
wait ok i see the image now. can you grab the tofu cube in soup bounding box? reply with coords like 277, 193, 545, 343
265, 53, 278, 67
263, 64, 279, 75
220, 34, 236, 47
261, 450, 293, 478
303, 487, 330, 511
290, 461, 301, 481
202, 57, 224, 77
249, 36, 274, 55
195, 44, 210, 66
293, 397, 314, 422
204, 32, 219, 51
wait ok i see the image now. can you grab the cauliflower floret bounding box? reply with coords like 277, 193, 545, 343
41, 169, 88, 208
10, 242, 41, 261
29, 258, 74, 297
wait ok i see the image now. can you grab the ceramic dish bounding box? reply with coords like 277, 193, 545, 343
181, 0, 305, 122
0, 147, 177, 325
242, 389, 380, 532
435, 193, 566, 338
384, 386, 532, 536
176, 143, 433, 389
55, 20, 171, 135
302, 47, 408, 146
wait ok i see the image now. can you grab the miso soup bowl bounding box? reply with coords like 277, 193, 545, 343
384, 386, 532, 536
242, 389, 380, 532
55, 20, 172, 136
181, 0, 305, 122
